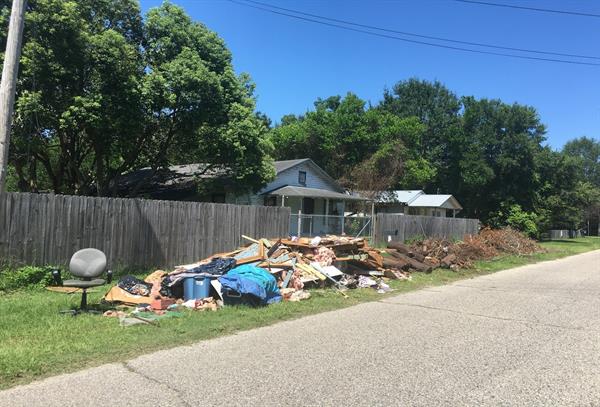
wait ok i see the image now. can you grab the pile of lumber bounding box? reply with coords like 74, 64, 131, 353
272, 235, 411, 281
385, 241, 438, 273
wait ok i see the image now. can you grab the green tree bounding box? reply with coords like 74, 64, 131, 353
2, 0, 273, 196
379, 78, 462, 192
559, 139, 600, 233
453, 97, 546, 221
269, 92, 426, 188
562, 136, 600, 187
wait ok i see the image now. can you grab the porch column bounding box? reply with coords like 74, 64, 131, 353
453, 209, 456, 218
370, 200, 375, 241
341, 205, 345, 235
281, 195, 285, 207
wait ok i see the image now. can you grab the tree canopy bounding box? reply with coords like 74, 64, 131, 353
269, 79, 599, 234
1, 0, 596, 234
1, 0, 273, 196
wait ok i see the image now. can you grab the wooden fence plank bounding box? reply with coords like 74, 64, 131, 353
374, 214, 480, 245
0, 192, 291, 268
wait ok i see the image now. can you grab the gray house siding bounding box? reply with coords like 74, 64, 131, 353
226, 159, 352, 236
225, 161, 343, 207
260, 161, 343, 195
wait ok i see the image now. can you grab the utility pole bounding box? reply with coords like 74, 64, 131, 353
0, 0, 27, 192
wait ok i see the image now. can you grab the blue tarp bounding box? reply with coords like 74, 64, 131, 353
218, 264, 282, 305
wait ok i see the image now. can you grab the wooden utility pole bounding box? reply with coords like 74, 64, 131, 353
0, 0, 27, 192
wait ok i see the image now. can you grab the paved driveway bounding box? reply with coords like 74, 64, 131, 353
2, 250, 600, 406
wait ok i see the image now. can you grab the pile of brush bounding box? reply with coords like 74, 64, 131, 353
385, 228, 543, 271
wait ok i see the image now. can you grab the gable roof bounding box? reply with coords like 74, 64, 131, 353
391, 190, 424, 204
116, 163, 230, 192
273, 158, 345, 193
274, 159, 311, 174
409, 194, 463, 210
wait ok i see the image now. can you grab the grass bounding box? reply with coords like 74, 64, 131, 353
0, 237, 598, 390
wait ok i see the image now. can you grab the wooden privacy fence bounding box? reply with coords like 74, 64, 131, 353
374, 214, 480, 245
0, 192, 291, 268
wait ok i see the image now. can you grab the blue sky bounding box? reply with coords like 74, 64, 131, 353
140, 0, 599, 149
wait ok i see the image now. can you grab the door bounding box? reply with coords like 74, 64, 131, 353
302, 198, 315, 235
302, 197, 315, 214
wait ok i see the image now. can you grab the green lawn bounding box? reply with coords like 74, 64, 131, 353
0, 237, 598, 389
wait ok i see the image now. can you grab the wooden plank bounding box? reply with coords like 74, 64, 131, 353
1, 192, 294, 268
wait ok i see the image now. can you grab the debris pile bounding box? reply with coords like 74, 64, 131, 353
103, 234, 411, 317
384, 227, 543, 271
475, 227, 542, 255
100, 228, 540, 322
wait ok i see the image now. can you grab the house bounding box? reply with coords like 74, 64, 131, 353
376, 190, 463, 217
227, 159, 368, 235
117, 158, 369, 235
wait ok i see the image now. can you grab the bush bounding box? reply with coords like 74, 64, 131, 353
489, 204, 539, 238
0, 265, 55, 291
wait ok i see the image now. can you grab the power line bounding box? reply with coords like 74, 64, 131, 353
226, 0, 600, 66
453, 0, 600, 18
241, 0, 600, 61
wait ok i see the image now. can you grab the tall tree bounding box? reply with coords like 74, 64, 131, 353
562, 136, 600, 186
562, 136, 600, 233
457, 97, 546, 220
269, 92, 426, 188
379, 78, 462, 193
2, 0, 274, 196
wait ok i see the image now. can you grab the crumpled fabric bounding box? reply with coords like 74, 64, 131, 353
118, 275, 152, 296
376, 280, 392, 294
165, 257, 237, 287
218, 264, 282, 305
186, 257, 237, 276
357, 275, 377, 288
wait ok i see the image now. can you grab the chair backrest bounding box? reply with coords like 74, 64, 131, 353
69, 248, 107, 279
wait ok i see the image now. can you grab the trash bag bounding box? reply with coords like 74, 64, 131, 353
186, 257, 236, 276
117, 275, 152, 296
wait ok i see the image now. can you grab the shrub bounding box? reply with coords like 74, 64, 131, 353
489, 204, 539, 238
0, 265, 55, 291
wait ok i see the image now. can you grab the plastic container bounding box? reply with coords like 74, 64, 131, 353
183, 275, 213, 301
221, 288, 262, 307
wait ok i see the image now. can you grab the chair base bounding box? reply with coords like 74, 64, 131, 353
59, 287, 106, 316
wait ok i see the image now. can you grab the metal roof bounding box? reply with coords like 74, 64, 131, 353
408, 194, 463, 210
381, 189, 425, 204
264, 186, 369, 201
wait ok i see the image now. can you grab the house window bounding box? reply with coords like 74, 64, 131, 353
298, 171, 306, 186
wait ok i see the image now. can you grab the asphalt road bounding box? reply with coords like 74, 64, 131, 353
2, 250, 600, 406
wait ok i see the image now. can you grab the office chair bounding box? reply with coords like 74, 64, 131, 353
61, 248, 112, 315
